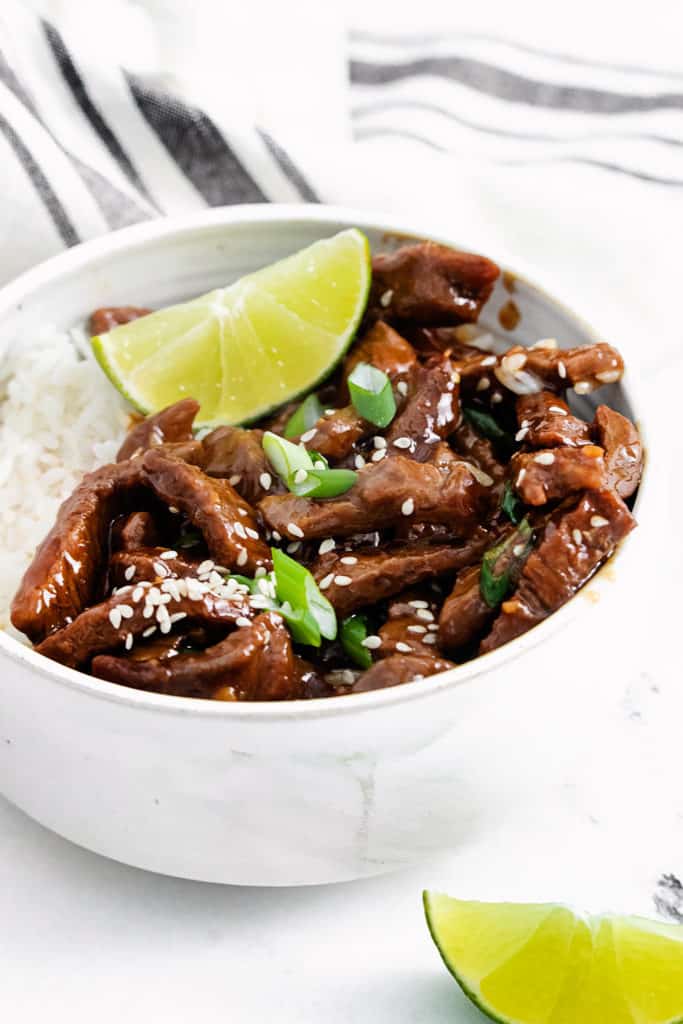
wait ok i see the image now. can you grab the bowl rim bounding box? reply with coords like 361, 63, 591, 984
0, 202, 648, 721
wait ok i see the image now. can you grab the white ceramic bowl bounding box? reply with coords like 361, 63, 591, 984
0, 205, 646, 885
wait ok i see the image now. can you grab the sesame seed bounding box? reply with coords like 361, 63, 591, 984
153, 561, 169, 578
156, 605, 170, 624
286, 541, 301, 554
124, 565, 136, 581
515, 427, 529, 442
159, 620, 172, 635
380, 288, 393, 307
416, 609, 434, 622
409, 599, 429, 608
300, 428, 317, 443
401, 498, 415, 516
423, 634, 437, 646
549, 405, 567, 415
504, 352, 527, 373
64, 552, 81, 573
319, 573, 335, 590
572, 529, 583, 545
143, 604, 155, 619
517, 468, 527, 485
574, 381, 592, 395
259, 472, 272, 491
288, 522, 304, 539
236, 616, 251, 628
590, 515, 609, 528
371, 449, 386, 462
512, 544, 525, 557
255, 566, 267, 578
197, 560, 215, 575
428, 623, 439, 632
108, 608, 122, 629
373, 436, 387, 449
557, 361, 567, 379
534, 452, 555, 465
118, 604, 134, 619
476, 376, 490, 391
354, 454, 366, 469
167, 650, 178, 659
234, 521, 247, 540
334, 575, 353, 586
361, 635, 382, 649
125, 633, 133, 651
491, 392, 503, 404
293, 468, 308, 485
142, 626, 156, 638
132, 586, 145, 603
340, 555, 357, 565
595, 369, 621, 384
246, 527, 260, 540
393, 437, 413, 449
319, 538, 336, 556
397, 381, 408, 397
396, 641, 412, 653
272, 530, 281, 541
236, 548, 249, 567
229, 475, 241, 486
325, 409, 335, 416
169, 506, 179, 514
407, 624, 427, 634
238, 507, 248, 517
530, 338, 558, 351
159, 550, 178, 560
451, 369, 461, 384
481, 355, 497, 367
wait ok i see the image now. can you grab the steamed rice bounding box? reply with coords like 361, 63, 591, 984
0, 326, 128, 632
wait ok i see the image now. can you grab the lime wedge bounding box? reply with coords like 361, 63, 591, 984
424, 892, 683, 1024
92, 228, 371, 428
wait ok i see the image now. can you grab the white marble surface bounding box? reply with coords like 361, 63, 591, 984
2, 1, 683, 1020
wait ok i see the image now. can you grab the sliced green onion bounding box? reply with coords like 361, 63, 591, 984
501, 481, 523, 524
271, 547, 337, 644
288, 468, 358, 499
340, 614, 373, 669
480, 518, 533, 608
348, 362, 396, 428
263, 431, 313, 481
463, 405, 510, 445
274, 604, 322, 647
308, 449, 329, 471
283, 394, 324, 439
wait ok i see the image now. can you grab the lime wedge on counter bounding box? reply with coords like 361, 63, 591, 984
92, 228, 371, 427
424, 892, 683, 1024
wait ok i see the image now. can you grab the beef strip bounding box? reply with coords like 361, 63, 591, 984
91, 613, 304, 701
438, 565, 495, 651
351, 653, 454, 693
367, 242, 500, 325
142, 449, 271, 573
451, 419, 507, 486
311, 534, 490, 616
109, 547, 203, 588
202, 426, 285, 504
260, 451, 495, 541
89, 306, 151, 335
516, 392, 592, 448
386, 357, 460, 460
291, 405, 373, 462
480, 489, 636, 653
494, 343, 624, 395
36, 584, 252, 669
340, 320, 418, 401
117, 398, 199, 461
593, 405, 643, 499
113, 510, 160, 552
512, 445, 605, 506
11, 459, 146, 643
377, 593, 443, 658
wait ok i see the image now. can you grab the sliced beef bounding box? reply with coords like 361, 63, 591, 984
89, 306, 151, 335
386, 357, 460, 460
36, 585, 252, 669
291, 405, 373, 462
494, 343, 624, 395
113, 510, 160, 552
260, 452, 495, 541
377, 594, 442, 658
367, 242, 500, 325
117, 399, 200, 462
593, 405, 643, 499
451, 419, 507, 487
109, 547, 203, 587
341, 320, 418, 401
351, 653, 454, 692
480, 489, 636, 653
311, 535, 490, 616
512, 445, 605, 506
91, 613, 303, 701
202, 425, 285, 504
438, 565, 495, 652
142, 449, 270, 573
11, 459, 145, 643
516, 392, 592, 448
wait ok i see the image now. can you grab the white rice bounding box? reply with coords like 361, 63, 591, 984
0, 325, 128, 632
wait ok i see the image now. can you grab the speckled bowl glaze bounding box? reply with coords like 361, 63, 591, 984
0, 206, 646, 885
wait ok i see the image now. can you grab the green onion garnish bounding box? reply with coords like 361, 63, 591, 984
283, 394, 324, 439
263, 431, 313, 481
501, 481, 523, 524
348, 362, 396, 428
271, 547, 337, 644
308, 449, 329, 471
289, 468, 358, 499
340, 614, 373, 669
480, 518, 533, 608
463, 405, 510, 445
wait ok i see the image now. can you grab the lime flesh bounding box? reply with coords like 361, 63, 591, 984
424, 892, 683, 1024
92, 228, 371, 428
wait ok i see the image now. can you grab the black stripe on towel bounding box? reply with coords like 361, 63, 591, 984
127, 74, 267, 205
257, 127, 320, 201
0, 111, 79, 245
350, 57, 683, 115
43, 21, 154, 204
